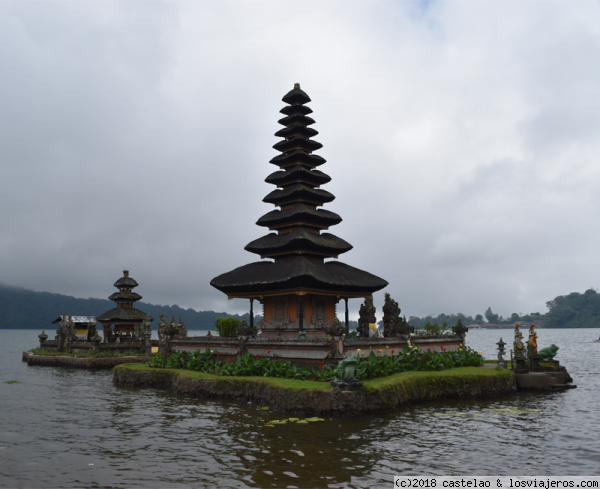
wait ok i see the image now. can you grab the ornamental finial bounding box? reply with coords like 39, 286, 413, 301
294, 83, 300, 89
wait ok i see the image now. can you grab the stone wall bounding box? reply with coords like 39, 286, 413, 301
113, 364, 516, 417
23, 351, 150, 369
168, 335, 464, 367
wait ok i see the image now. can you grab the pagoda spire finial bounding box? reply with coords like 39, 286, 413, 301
294, 83, 300, 89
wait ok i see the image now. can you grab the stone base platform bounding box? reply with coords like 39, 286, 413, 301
23, 351, 151, 369
167, 335, 463, 367
113, 364, 516, 417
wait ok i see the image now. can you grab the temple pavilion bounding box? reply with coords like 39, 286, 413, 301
97, 270, 152, 343
211, 84, 388, 336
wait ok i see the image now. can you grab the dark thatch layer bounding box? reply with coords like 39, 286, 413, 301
273, 137, 322, 154
275, 125, 318, 139
97, 307, 150, 323
210, 256, 388, 295
114, 275, 139, 288
263, 184, 334, 206
279, 105, 312, 116
282, 86, 311, 105
256, 204, 342, 229
245, 229, 352, 257
265, 166, 331, 187
108, 292, 142, 302
278, 114, 315, 127
270, 149, 325, 167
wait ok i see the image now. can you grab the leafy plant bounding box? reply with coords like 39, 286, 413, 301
147, 344, 484, 383
214, 317, 242, 336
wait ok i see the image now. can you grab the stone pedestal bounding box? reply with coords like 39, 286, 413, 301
528, 354, 541, 371
144, 332, 152, 356
514, 356, 528, 373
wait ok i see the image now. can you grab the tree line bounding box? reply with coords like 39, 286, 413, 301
2, 284, 599, 331
406, 288, 600, 329
0, 285, 260, 330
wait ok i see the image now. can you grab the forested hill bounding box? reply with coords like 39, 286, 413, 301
405, 288, 600, 329
0, 285, 257, 330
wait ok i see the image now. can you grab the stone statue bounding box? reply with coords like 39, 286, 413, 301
527, 323, 538, 356
87, 317, 97, 342
38, 330, 48, 349
513, 324, 526, 357
357, 297, 376, 338
452, 319, 468, 338
539, 344, 559, 361
382, 293, 399, 337
325, 317, 346, 337
496, 337, 507, 368
237, 318, 254, 337
333, 356, 358, 382
178, 315, 188, 337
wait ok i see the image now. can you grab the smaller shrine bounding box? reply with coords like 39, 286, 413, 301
97, 270, 153, 343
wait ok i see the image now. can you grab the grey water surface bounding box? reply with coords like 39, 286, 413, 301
1, 328, 599, 488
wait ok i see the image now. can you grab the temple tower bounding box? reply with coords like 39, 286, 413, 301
97, 270, 152, 342
211, 84, 387, 336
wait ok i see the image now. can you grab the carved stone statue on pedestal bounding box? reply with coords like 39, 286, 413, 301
357, 297, 376, 337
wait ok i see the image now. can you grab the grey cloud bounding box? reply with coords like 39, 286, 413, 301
2, 1, 600, 321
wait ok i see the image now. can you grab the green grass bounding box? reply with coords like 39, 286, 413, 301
4, 380, 22, 384
363, 366, 513, 389
117, 363, 334, 391
117, 363, 512, 392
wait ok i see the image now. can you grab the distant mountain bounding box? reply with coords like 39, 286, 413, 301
0, 285, 260, 331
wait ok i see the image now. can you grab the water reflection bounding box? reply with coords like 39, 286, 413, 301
1, 329, 599, 488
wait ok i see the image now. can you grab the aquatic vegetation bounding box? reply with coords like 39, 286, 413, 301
147, 345, 483, 382
262, 416, 326, 427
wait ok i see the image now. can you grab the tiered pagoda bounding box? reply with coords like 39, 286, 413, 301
211, 84, 388, 336
97, 270, 152, 342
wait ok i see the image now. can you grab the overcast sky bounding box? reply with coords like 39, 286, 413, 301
2, 0, 600, 320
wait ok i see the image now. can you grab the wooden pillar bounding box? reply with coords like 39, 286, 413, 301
298, 298, 304, 332
345, 297, 349, 336
250, 298, 254, 328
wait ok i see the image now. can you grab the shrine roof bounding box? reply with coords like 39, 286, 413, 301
282, 85, 311, 105
263, 184, 334, 206
210, 256, 388, 296
245, 229, 352, 257
279, 105, 313, 116
51, 315, 96, 325
108, 291, 143, 302
114, 270, 139, 288
277, 114, 315, 127
256, 204, 341, 228
269, 150, 325, 168
274, 124, 318, 139
97, 308, 150, 323
265, 166, 331, 187
273, 137, 322, 153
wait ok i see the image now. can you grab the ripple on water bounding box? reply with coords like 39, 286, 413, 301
1, 329, 600, 487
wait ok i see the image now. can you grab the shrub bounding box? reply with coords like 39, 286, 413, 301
214, 317, 242, 336
147, 345, 484, 382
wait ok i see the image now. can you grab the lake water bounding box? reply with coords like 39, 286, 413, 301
1, 328, 599, 488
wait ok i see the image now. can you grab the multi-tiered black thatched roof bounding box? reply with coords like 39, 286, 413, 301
97, 270, 149, 323
211, 84, 387, 297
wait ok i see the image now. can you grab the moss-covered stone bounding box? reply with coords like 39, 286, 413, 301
113, 364, 516, 417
